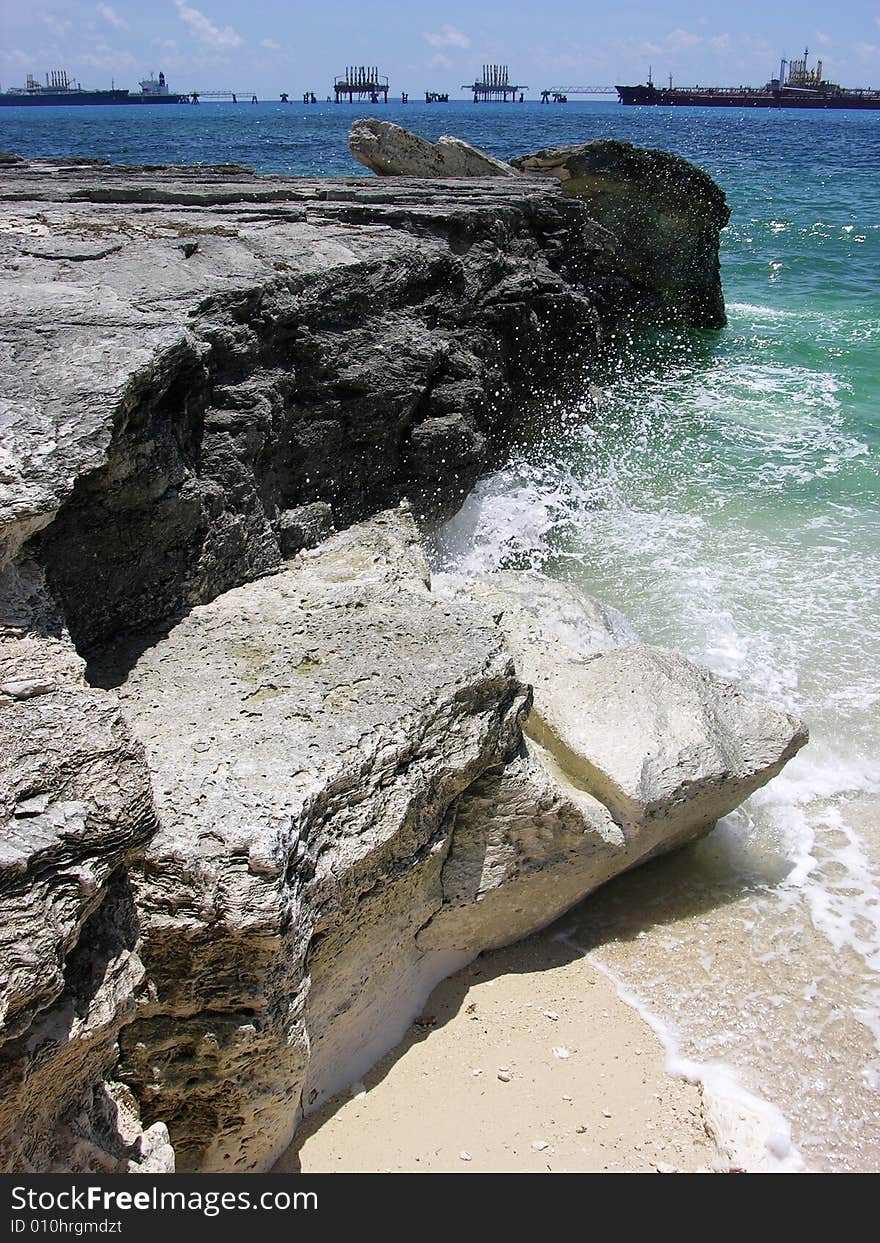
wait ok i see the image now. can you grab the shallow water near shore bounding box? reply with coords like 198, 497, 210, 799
8, 100, 878, 1170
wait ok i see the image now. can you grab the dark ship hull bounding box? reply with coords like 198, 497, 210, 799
0, 90, 189, 106
616, 84, 880, 110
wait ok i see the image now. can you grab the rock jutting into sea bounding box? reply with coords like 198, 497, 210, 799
0, 132, 803, 1173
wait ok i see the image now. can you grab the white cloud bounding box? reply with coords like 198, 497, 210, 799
853, 40, 879, 59
81, 41, 136, 69
96, 3, 128, 29
527, 42, 608, 73
1, 48, 35, 66
635, 28, 705, 58
429, 52, 454, 71
261, 38, 281, 51
175, 1, 243, 49
423, 25, 470, 50
710, 34, 731, 51
665, 29, 703, 52
40, 13, 73, 38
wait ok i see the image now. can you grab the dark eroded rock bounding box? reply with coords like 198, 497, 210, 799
0, 160, 606, 653
512, 138, 731, 327
1, 148, 727, 653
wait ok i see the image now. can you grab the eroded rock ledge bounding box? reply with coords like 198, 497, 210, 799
0, 141, 793, 1175
1, 145, 727, 655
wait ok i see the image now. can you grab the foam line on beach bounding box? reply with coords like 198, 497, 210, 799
555, 931, 806, 1173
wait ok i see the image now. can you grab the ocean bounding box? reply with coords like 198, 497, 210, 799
5, 99, 878, 1171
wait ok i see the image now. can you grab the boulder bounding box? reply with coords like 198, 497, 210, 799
0, 523, 809, 1173
524, 643, 808, 841
420, 574, 808, 953
512, 138, 731, 327
0, 156, 601, 652
349, 118, 518, 178
441, 569, 637, 660
450, 573, 806, 840
276, 502, 334, 557
110, 540, 806, 1171
418, 744, 627, 951
112, 509, 529, 1171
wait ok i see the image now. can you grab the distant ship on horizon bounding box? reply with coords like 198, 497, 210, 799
0, 70, 194, 106
616, 49, 880, 110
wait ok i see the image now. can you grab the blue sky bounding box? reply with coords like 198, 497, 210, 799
2, 1, 879, 95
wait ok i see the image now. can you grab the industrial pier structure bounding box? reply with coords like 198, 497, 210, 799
463, 65, 527, 102
334, 67, 389, 103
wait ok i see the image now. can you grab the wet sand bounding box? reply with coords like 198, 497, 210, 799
284, 930, 716, 1173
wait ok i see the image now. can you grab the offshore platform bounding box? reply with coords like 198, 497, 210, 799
334, 66, 389, 103
462, 65, 527, 102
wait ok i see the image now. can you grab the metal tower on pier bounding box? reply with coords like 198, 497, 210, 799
462, 65, 527, 102
333, 66, 389, 103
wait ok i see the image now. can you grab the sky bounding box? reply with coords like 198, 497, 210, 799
1, 1, 879, 96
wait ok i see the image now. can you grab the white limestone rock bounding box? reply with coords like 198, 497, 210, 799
525, 643, 809, 841
442, 569, 637, 661
350, 118, 518, 178
452, 572, 806, 840
113, 507, 529, 1171
421, 573, 807, 953
419, 742, 628, 952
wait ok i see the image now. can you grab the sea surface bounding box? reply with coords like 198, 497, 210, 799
4, 100, 878, 1171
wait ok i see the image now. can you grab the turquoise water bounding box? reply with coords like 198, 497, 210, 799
6, 101, 879, 1169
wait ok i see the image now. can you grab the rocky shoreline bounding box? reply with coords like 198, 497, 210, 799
0, 132, 806, 1173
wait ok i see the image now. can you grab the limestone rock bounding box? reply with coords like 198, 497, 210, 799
512, 138, 731, 327
350, 118, 518, 178
112, 509, 529, 1170
524, 644, 808, 841
0, 657, 156, 1038
442, 569, 638, 661
0, 637, 161, 1172
1, 151, 730, 650
276, 502, 334, 557
0, 157, 603, 651
448, 574, 806, 841
418, 744, 628, 952
421, 575, 807, 953
0, 514, 809, 1173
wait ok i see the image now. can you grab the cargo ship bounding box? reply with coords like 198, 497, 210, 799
617, 50, 880, 110
0, 70, 193, 106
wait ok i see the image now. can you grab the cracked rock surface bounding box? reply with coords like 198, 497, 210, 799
110, 508, 528, 1170
0, 631, 171, 1171
0, 157, 610, 655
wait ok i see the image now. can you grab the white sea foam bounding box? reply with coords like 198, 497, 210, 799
557, 935, 806, 1172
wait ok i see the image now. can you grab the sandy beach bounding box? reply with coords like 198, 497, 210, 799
286, 929, 716, 1174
